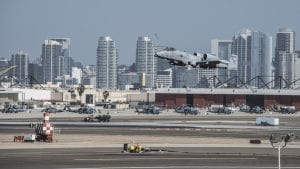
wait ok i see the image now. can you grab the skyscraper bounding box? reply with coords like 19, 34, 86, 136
232, 29, 272, 87
96, 36, 118, 89
232, 29, 252, 84
274, 28, 296, 88
28, 62, 43, 85
136, 36, 157, 88
11, 51, 29, 84
49, 38, 71, 75
211, 39, 232, 82
250, 31, 272, 87
41, 39, 70, 84
293, 51, 300, 88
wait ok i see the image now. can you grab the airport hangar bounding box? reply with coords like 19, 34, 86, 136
155, 88, 300, 110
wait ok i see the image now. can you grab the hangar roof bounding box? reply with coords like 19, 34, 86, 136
155, 88, 300, 96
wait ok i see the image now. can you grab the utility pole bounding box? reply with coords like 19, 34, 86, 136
269, 133, 296, 169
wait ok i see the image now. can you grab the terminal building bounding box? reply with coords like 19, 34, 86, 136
155, 88, 300, 110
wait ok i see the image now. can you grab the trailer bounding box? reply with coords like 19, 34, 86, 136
23, 134, 36, 142
256, 117, 279, 126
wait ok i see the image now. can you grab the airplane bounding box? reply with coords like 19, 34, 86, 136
154, 47, 229, 69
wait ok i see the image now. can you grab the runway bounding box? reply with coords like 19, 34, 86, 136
1, 111, 300, 168
1, 147, 300, 169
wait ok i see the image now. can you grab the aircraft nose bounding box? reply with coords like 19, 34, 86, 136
154, 51, 163, 57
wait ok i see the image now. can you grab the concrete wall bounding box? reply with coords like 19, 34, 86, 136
11, 88, 51, 101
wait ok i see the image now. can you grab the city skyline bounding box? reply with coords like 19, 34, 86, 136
1, 0, 300, 66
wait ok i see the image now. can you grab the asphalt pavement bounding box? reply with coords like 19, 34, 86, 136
1, 147, 300, 169
1, 109, 300, 168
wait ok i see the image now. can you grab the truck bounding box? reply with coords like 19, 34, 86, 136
256, 117, 279, 126
208, 105, 234, 115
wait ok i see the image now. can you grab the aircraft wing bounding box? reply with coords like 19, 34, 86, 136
193, 53, 229, 69
195, 60, 228, 69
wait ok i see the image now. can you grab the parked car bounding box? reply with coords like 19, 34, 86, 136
41, 107, 64, 113
175, 104, 199, 115
240, 105, 265, 114
272, 105, 296, 114
135, 105, 162, 115
78, 106, 96, 114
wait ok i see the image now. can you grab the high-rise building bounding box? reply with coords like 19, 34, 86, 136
293, 51, 300, 88
11, 51, 29, 84
49, 38, 71, 75
211, 39, 232, 82
232, 29, 272, 87
117, 72, 139, 90
136, 37, 157, 88
250, 31, 272, 87
41, 39, 70, 84
276, 51, 300, 88
197, 69, 217, 88
28, 62, 43, 85
232, 29, 252, 84
82, 65, 96, 88
157, 68, 172, 88
173, 67, 198, 88
96, 36, 118, 89
274, 28, 296, 88
72, 67, 82, 84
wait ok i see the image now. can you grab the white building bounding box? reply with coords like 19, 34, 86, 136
211, 39, 232, 82
250, 31, 272, 87
232, 29, 272, 87
275, 28, 296, 88
157, 68, 172, 88
277, 51, 300, 88
72, 67, 82, 84
82, 65, 96, 88
96, 36, 118, 89
197, 68, 217, 88
136, 36, 157, 88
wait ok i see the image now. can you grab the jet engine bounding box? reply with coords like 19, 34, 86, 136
193, 53, 208, 61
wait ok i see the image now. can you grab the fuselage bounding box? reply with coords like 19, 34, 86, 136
155, 48, 228, 69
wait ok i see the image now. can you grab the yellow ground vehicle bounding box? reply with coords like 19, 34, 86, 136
123, 143, 149, 153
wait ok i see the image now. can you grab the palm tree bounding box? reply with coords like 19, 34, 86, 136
77, 84, 85, 104
103, 90, 109, 102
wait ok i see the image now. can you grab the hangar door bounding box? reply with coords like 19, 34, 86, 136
246, 95, 264, 107
187, 94, 193, 105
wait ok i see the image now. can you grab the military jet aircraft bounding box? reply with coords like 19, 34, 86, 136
154, 47, 229, 69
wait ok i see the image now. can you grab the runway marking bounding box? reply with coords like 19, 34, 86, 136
61, 167, 300, 169
74, 157, 256, 161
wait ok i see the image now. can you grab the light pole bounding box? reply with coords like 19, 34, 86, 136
269, 133, 296, 169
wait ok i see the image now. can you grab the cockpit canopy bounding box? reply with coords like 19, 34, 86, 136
164, 47, 176, 51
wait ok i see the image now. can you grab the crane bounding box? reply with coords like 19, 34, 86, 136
0, 65, 16, 76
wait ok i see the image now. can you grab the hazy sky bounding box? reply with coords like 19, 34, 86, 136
1, 0, 299, 65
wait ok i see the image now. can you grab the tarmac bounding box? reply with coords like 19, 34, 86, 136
1, 147, 300, 169
0, 108, 300, 168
